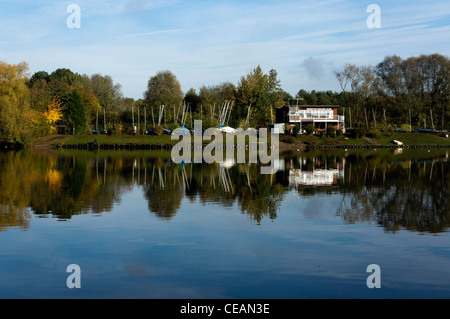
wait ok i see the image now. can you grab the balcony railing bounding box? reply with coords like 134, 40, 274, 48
288, 115, 345, 122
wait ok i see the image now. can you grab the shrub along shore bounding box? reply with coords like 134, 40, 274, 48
20, 130, 450, 151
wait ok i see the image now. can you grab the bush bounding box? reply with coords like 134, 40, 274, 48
366, 129, 380, 139
326, 126, 336, 137
293, 125, 300, 137
106, 122, 123, 135
305, 124, 315, 135
336, 129, 343, 137
318, 130, 325, 138
400, 124, 411, 132
153, 125, 163, 136
351, 127, 366, 139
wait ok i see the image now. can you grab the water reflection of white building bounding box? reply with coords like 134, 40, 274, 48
289, 168, 344, 186
275, 157, 345, 187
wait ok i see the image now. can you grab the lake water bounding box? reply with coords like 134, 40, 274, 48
0, 148, 449, 299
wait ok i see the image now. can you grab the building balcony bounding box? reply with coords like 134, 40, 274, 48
288, 115, 345, 122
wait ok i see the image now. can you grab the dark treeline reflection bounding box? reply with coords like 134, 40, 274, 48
0, 148, 449, 233
284, 148, 450, 233
334, 150, 450, 233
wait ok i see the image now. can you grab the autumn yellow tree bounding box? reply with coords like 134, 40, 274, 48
43, 96, 63, 134
0, 60, 33, 144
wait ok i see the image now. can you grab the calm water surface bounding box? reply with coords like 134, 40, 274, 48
0, 148, 449, 298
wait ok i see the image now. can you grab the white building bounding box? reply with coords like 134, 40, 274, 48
276, 105, 345, 133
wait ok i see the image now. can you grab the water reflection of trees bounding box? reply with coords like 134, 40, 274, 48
0, 151, 34, 231
143, 161, 184, 221
0, 150, 285, 227
0, 149, 449, 233
335, 151, 450, 233
274, 150, 450, 233
0, 150, 132, 228
143, 161, 284, 223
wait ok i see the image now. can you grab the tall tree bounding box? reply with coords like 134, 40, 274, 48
376, 55, 405, 98
234, 66, 284, 128
86, 74, 123, 112
0, 60, 33, 144
63, 89, 86, 133
144, 70, 184, 126
184, 88, 201, 113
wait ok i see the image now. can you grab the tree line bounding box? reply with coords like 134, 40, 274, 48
334, 53, 450, 131
0, 53, 449, 145
0, 61, 289, 145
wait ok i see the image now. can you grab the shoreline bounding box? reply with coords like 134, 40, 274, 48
55, 142, 450, 151
18, 132, 450, 152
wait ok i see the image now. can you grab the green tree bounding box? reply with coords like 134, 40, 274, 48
48, 68, 82, 97
234, 66, 284, 128
27, 71, 50, 88
28, 75, 52, 112
85, 73, 123, 112
63, 89, 86, 133
184, 88, 201, 114
144, 70, 184, 125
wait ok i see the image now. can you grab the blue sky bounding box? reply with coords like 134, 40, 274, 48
1, 0, 449, 99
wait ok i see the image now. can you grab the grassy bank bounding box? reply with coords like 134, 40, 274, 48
287, 132, 450, 147
62, 133, 177, 146
27, 131, 450, 150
